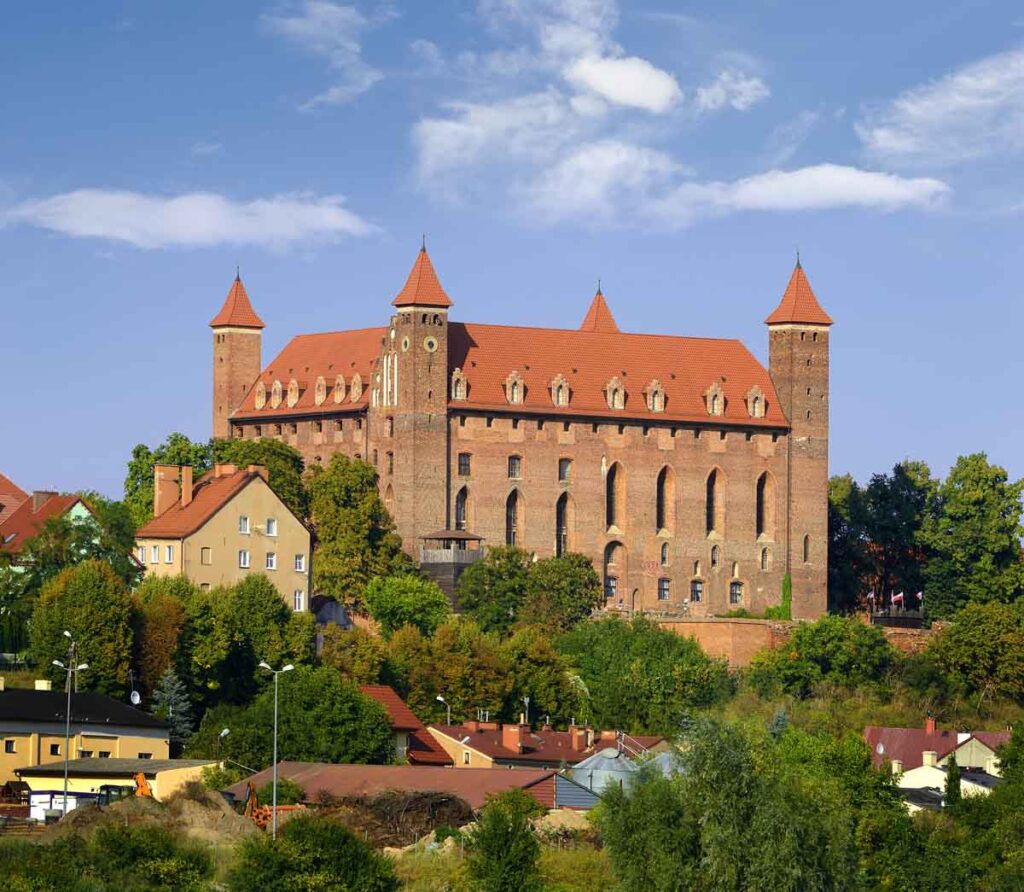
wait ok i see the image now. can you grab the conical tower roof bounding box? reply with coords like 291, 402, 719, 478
392, 246, 453, 309
579, 287, 620, 333
209, 274, 265, 329
765, 262, 832, 326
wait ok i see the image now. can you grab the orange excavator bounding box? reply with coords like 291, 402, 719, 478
242, 781, 304, 829
133, 772, 153, 798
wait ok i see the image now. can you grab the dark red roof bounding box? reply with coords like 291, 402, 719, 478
765, 262, 832, 326
210, 275, 265, 329
864, 726, 1011, 771
224, 762, 556, 811
579, 290, 620, 333
0, 493, 86, 555
0, 474, 28, 526
135, 467, 260, 539
359, 685, 453, 766
392, 247, 453, 309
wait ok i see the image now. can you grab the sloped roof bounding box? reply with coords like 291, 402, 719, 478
18, 758, 210, 778
972, 731, 1012, 753
210, 275, 265, 329
392, 247, 453, 309
579, 291, 620, 333
0, 493, 86, 555
765, 262, 833, 326
0, 474, 28, 526
359, 685, 453, 765
864, 725, 1010, 771
135, 467, 260, 539
0, 689, 166, 729
224, 762, 555, 811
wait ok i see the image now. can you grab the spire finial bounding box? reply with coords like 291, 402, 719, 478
235, 264, 241, 281
596, 277, 602, 296
795, 248, 801, 269
421, 233, 426, 252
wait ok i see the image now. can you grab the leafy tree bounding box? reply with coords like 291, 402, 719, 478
31, 561, 134, 697
467, 789, 542, 892
151, 668, 194, 754
520, 552, 602, 632
124, 433, 212, 529
945, 751, 962, 807
557, 616, 732, 735
921, 453, 1024, 617
210, 437, 308, 521
257, 777, 305, 806
320, 625, 390, 685
188, 666, 393, 769
503, 625, 577, 727
456, 546, 533, 635
828, 474, 867, 613
227, 813, 399, 892
364, 573, 451, 637
131, 575, 193, 695
307, 454, 413, 607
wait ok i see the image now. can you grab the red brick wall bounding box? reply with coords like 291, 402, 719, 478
659, 617, 794, 667
212, 328, 261, 439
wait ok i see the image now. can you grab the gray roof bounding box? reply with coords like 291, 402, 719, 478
0, 689, 167, 729
16, 758, 215, 778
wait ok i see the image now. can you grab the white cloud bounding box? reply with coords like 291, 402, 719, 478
190, 140, 224, 158
262, 1, 388, 109
564, 55, 681, 113
762, 110, 820, 166
857, 46, 1024, 166
5, 189, 375, 249
695, 69, 770, 112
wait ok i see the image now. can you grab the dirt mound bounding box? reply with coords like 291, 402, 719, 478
314, 790, 474, 848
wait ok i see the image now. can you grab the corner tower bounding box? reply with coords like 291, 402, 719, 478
376, 246, 452, 549
766, 260, 832, 619
210, 274, 264, 439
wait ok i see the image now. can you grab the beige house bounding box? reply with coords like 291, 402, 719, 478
135, 463, 310, 611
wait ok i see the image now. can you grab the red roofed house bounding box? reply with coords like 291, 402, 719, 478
134, 463, 311, 611
211, 249, 832, 617
0, 490, 95, 561
358, 685, 452, 766
0, 474, 28, 527
865, 717, 1011, 775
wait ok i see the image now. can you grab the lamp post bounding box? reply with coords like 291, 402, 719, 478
258, 661, 293, 840
52, 630, 88, 818
436, 694, 451, 726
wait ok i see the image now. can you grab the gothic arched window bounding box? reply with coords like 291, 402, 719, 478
505, 490, 521, 546
656, 466, 675, 533
606, 462, 625, 529
756, 472, 776, 539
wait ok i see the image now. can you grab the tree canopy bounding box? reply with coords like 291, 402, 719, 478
363, 573, 451, 638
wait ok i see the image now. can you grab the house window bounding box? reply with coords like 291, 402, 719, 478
98, 751, 110, 759
710, 545, 720, 569
201, 547, 212, 565
386, 416, 394, 437
760, 548, 770, 571
79, 750, 93, 759
458, 453, 471, 476
455, 487, 469, 531
661, 543, 669, 566
555, 492, 573, 557
605, 576, 618, 599
266, 552, 277, 570
690, 580, 703, 603
164, 545, 174, 564
314, 420, 323, 434
137, 546, 146, 563
138, 753, 152, 760
730, 581, 743, 604
462, 751, 471, 765
200, 583, 210, 592
658, 578, 671, 600
606, 462, 624, 529
239, 516, 250, 535
150, 545, 159, 564
558, 458, 572, 482
4, 740, 15, 754
50, 743, 60, 756
372, 449, 378, 467
508, 455, 522, 479
239, 549, 251, 569
254, 425, 262, 437
293, 590, 305, 611
386, 452, 394, 475
505, 490, 520, 546
266, 518, 277, 537
294, 554, 306, 572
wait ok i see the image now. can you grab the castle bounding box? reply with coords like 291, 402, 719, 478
211, 247, 831, 618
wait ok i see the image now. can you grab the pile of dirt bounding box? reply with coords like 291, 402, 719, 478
315, 790, 474, 848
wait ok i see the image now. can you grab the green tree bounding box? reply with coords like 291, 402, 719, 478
467, 789, 542, 892
364, 573, 451, 637
124, 433, 212, 529
151, 668, 194, 754
320, 625, 390, 685
307, 454, 412, 607
256, 776, 305, 806
945, 751, 962, 807
520, 552, 602, 633
227, 813, 398, 892
921, 453, 1024, 617
456, 546, 533, 635
828, 474, 867, 614
210, 437, 308, 521
31, 561, 134, 697
132, 575, 193, 695
188, 666, 393, 768
502, 625, 576, 727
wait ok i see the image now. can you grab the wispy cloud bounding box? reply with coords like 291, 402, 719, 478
857, 46, 1024, 166
695, 69, 769, 113
564, 55, 682, 113
262, 1, 392, 109
4, 189, 375, 249
762, 110, 820, 166
190, 141, 224, 158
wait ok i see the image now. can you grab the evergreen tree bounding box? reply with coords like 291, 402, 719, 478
945, 752, 962, 808
467, 789, 542, 892
151, 668, 194, 754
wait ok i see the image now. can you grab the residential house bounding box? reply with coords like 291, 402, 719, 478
0, 490, 95, 565
428, 720, 664, 769
358, 685, 452, 765
134, 463, 311, 611
0, 473, 28, 526
0, 678, 170, 785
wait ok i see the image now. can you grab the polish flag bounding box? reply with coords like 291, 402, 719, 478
892, 592, 905, 605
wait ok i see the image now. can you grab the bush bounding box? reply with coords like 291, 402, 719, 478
467, 789, 542, 892
257, 777, 305, 805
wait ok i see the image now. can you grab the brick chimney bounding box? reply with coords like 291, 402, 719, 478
890, 759, 903, 775
569, 726, 587, 752
180, 465, 194, 507
213, 463, 238, 479
925, 716, 936, 735
922, 750, 937, 767
501, 723, 525, 754
248, 464, 269, 482
465, 719, 480, 733
32, 490, 57, 511
600, 729, 617, 743
153, 465, 180, 518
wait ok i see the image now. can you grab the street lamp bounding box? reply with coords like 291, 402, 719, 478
53, 630, 88, 818
436, 694, 451, 726
258, 661, 293, 840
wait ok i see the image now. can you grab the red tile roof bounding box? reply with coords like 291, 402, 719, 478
209, 275, 265, 329
864, 726, 1011, 771
765, 262, 833, 326
392, 247, 453, 309
579, 290, 620, 333
225, 762, 557, 811
135, 467, 260, 539
971, 731, 1012, 754
0, 474, 28, 526
0, 494, 86, 556
359, 685, 453, 766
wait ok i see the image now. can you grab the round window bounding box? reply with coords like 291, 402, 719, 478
423, 336, 439, 353
401, 336, 410, 352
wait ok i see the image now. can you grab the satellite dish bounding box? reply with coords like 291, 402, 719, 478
876, 743, 885, 756
130, 690, 141, 706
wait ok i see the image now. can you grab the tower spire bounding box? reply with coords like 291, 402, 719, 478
765, 260, 832, 326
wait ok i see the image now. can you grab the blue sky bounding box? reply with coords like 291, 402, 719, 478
2, 0, 1022, 498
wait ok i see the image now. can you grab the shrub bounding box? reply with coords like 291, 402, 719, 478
467, 789, 542, 892
257, 777, 305, 806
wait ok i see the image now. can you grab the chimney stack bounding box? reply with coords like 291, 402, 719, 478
153, 465, 180, 518
180, 466, 194, 507
922, 750, 937, 768
890, 759, 903, 775
570, 726, 587, 752
32, 491, 57, 511
501, 723, 524, 754
248, 464, 268, 482
925, 715, 936, 735
213, 463, 238, 479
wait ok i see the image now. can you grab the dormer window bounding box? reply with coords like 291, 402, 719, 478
606, 376, 625, 410
505, 372, 525, 405
704, 382, 725, 417
314, 376, 327, 406
746, 385, 766, 419
287, 378, 300, 408
451, 368, 468, 401
645, 379, 665, 413
270, 380, 283, 409
254, 381, 267, 410
350, 373, 363, 402
550, 374, 570, 407
333, 374, 346, 403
